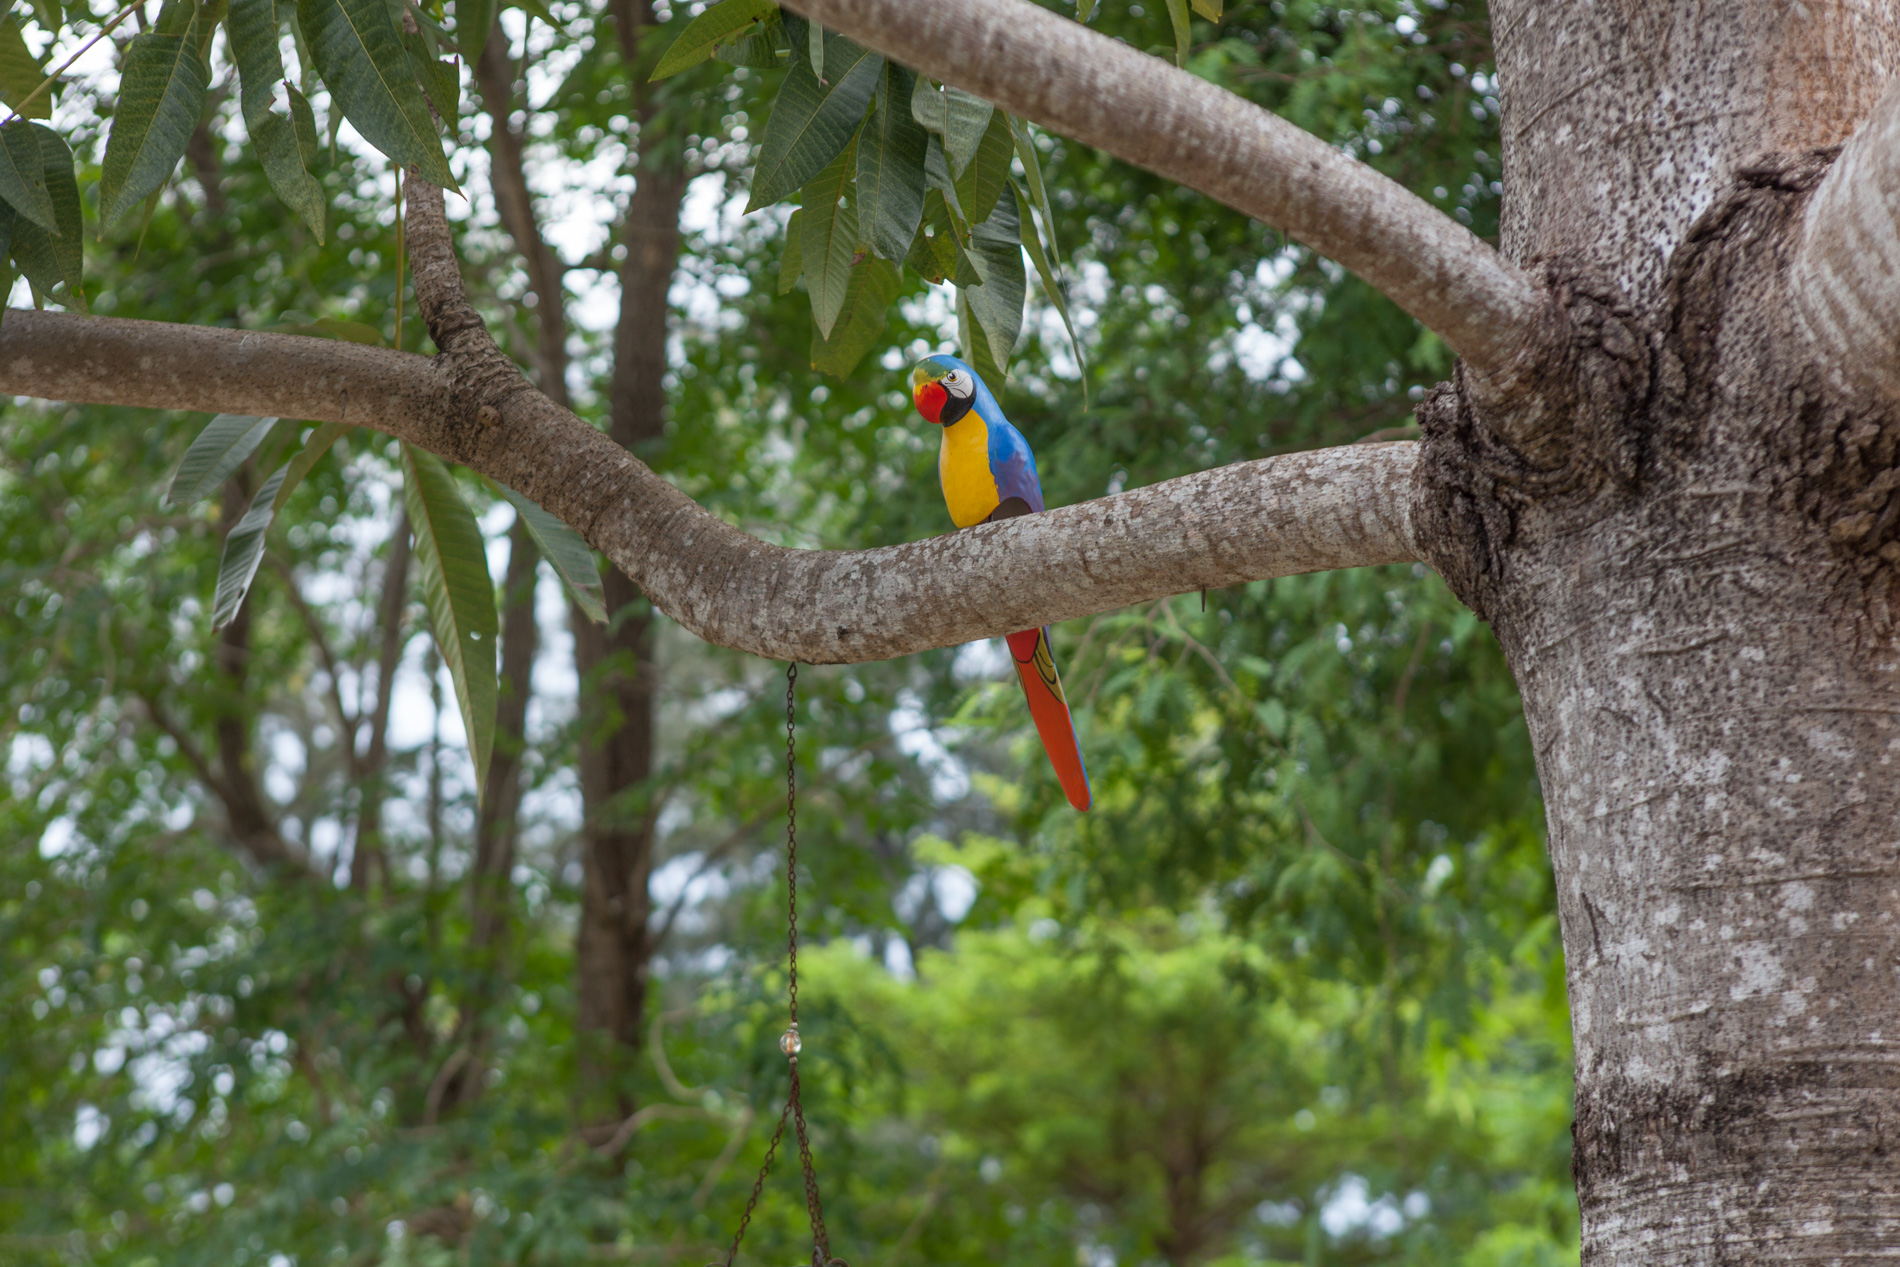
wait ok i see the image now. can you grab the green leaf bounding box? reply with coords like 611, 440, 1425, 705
779, 207, 803, 294
1162, 0, 1190, 66
252, 110, 328, 239
99, 17, 213, 228
806, 14, 822, 81
26, 0, 57, 35
811, 254, 898, 378
211, 464, 289, 628
651, 0, 776, 80
712, 17, 784, 69
800, 142, 857, 339
1008, 114, 1059, 263
910, 78, 993, 176
957, 287, 1006, 403
165, 413, 278, 509
227, 0, 285, 127
0, 120, 53, 231
299, 0, 457, 188
744, 32, 879, 212
9, 125, 81, 307
953, 110, 1011, 228
498, 485, 606, 624
922, 131, 965, 226
0, 10, 52, 119
270, 420, 352, 514
904, 188, 957, 283
0, 200, 17, 323
288, 84, 322, 169
1014, 176, 1085, 402
1189, 0, 1221, 20
963, 183, 1025, 381
401, 3, 460, 124
1076, 0, 1098, 21
856, 61, 925, 263
455, 0, 495, 63
401, 442, 498, 802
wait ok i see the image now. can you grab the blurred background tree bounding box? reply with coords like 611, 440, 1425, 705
0, 0, 1576, 1262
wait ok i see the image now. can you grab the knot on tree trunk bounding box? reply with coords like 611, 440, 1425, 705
404, 176, 541, 435
1659, 146, 1900, 635
1412, 258, 1651, 621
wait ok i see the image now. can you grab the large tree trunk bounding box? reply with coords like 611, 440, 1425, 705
1415, 4, 1900, 1260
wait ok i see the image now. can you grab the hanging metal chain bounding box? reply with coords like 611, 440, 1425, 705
711, 664, 845, 1267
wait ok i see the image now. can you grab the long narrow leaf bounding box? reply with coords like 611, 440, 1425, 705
231, 0, 326, 236
401, 443, 498, 801
952, 110, 1011, 228
963, 184, 1025, 382
455, 0, 496, 63
100, 16, 213, 227
1162, 0, 1190, 66
498, 485, 606, 623
299, 0, 457, 188
1008, 115, 1058, 262
745, 32, 879, 211
650, 0, 775, 80
9, 125, 82, 307
1014, 176, 1086, 403
799, 143, 857, 339
227, 0, 285, 127
0, 10, 52, 119
856, 61, 925, 263
0, 200, 17, 325
811, 255, 898, 378
165, 414, 278, 508
0, 119, 52, 230
271, 421, 354, 513
211, 465, 289, 628
911, 78, 993, 176
252, 111, 328, 239
206, 420, 351, 625
779, 207, 804, 294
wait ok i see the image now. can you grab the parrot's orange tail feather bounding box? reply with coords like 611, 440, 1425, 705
1005, 628, 1091, 811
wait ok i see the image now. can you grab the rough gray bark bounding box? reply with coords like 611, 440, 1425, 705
1409, 3, 1900, 1261
0, 301, 1421, 660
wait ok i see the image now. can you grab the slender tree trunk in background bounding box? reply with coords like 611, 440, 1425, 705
351, 514, 411, 891
1410, 4, 1900, 1259
571, 0, 690, 1120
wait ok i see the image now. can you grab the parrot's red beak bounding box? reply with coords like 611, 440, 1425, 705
913, 380, 948, 425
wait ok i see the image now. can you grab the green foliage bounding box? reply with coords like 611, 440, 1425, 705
297, 0, 456, 188
0, 4, 53, 118
401, 441, 498, 800
164, 413, 278, 508
499, 484, 607, 624
650, 0, 778, 80
9, 124, 80, 304
98, 4, 213, 227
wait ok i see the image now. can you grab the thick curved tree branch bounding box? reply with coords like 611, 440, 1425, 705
1794, 76, 1900, 407
0, 183, 1424, 663
780, 0, 1545, 378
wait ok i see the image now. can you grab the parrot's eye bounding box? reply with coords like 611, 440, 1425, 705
941, 369, 972, 397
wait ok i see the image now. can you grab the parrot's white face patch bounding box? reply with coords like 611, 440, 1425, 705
940, 368, 974, 399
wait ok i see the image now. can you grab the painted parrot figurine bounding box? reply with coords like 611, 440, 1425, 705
910, 354, 1092, 811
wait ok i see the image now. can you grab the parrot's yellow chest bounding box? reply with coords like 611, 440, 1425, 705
939, 415, 999, 529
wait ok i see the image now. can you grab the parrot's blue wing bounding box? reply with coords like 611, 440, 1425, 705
975, 394, 1044, 514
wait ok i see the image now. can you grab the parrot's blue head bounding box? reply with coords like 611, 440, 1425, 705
911, 354, 978, 427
